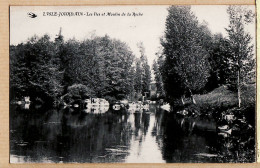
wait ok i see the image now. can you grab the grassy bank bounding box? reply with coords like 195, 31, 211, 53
193, 84, 255, 111
189, 84, 255, 127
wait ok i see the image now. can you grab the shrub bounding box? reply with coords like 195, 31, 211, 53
67, 84, 95, 100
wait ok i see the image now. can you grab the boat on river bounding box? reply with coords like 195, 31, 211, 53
160, 103, 170, 112
15, 96, 31, 105
112, 104, 122, 111
83, 105, 109, 114
84, 98, 109, 107
68, 98, 110, 113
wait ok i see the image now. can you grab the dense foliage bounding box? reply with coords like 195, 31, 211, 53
10, 35, 64, 104
159, 6, 211, 103
10, 6, 255, 109
10, 33, 151, 105
156, 6, 255, 107
152, 59, 165, 99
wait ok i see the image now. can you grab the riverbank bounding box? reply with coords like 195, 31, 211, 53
192, 84, 255, 125
178, 84, 255, 162
194, 84, 255, 111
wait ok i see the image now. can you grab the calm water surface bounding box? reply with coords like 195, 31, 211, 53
10, 104, 251, 163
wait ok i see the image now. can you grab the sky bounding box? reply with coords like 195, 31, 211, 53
10, 5, 256, 67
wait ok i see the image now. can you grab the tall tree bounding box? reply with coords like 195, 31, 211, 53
225, 6, 255, 108
160, 6, 211, 104
152, 59, 165, 98
10, 35, 64, 104
137, 42, 151, 97
28, 35, 64, 103
205, 34, 233, 91
128, 66, 136, 101
134, 58, 143, 96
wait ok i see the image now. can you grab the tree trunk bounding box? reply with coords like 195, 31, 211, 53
193, 97, 196, 104
237, 69, 241, 108
189, 88, 196, 104
192, 96, 196, 104
181, 95, 185, 105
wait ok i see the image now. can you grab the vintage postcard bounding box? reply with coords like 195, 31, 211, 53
9, 5, 256, 164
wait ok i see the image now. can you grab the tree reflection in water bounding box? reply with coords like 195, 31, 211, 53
10, 104, 254, 163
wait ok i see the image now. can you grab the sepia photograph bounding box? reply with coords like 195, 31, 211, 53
9, 5, 256, 163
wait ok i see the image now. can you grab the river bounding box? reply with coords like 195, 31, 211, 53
10, 104, 254, 163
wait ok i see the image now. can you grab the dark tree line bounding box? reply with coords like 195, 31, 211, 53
10, 32, 151, 105
155, 6, 255, 106
10, 35, 64, 104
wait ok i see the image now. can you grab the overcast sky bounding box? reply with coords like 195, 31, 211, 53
10, 5, 256, 66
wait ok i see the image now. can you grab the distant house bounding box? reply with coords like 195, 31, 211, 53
149, 81, 157, 98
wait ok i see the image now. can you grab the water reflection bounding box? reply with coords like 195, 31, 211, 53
10, 104, 254, 163
126, 111, 165, 163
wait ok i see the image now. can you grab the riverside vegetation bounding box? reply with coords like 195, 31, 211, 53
10, 6, 256, 162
